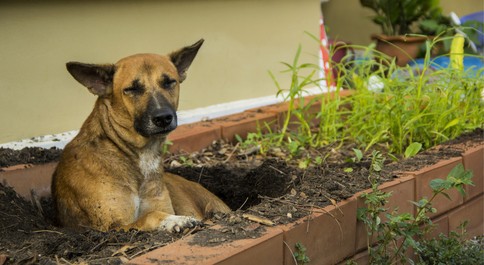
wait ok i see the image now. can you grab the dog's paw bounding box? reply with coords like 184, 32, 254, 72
159, 215, 201, 233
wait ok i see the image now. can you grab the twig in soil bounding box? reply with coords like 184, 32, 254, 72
305, 204, 314, 233
56, 256, 76, 265
197, 167, 205, 183
283, 241, 298, 265
298, 170, 308, 184
89, 238, 109, 253
1, 224, 16, 230
129, 230, 139, 243
237, 197, 249, 211
181, 225, 202, 240
32, 229, 64, 235
269, 165, 286, 175
223, 142, 240, 163
30, 190, 44, 219
242, 213, 274, 226
320, 193, 343, 215
333, 180, 347, 190
241, 145, 260, 156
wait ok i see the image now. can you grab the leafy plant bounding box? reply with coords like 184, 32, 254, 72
342, 35, 484, 155
293, 242, 311, 265
416, 223, 484, 264
360, 0, 445, 36
418, 11, 451, 37
239, 34, 483, 162
357, 163, 474, 264
178, 155, 193, 166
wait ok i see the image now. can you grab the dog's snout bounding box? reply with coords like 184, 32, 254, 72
152, 111, 174, 128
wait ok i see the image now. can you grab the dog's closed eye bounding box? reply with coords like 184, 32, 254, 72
124, 80, 145, 95
161, 74, 177, 90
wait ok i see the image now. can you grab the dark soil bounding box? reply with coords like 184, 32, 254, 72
0, 128, 482, 264
0, 147, 62, 169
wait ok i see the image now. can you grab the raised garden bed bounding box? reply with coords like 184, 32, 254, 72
1, 91, 483, 264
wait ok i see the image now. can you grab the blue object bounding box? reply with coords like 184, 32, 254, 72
410, 56, 483, 73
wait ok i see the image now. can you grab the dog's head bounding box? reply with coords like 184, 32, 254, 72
66, 39, 203, 140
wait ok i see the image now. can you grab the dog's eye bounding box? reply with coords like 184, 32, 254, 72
123, 80, 145, 95
123, 86, 144, 95
161, 76, 177, 90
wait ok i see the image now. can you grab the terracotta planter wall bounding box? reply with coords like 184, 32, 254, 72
1, 91, 482, 265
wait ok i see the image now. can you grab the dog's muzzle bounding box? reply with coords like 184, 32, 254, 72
135, 94, 178, 137
151, 108, 177, 133
135, 108, 177, 137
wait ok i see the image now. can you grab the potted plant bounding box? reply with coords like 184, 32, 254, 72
360, 0, 446, 66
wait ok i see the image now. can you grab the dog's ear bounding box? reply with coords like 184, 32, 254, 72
169, 39, 204, 83
66, 62, 115, 96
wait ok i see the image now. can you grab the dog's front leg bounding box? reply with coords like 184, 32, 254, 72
119, 180, 202, 232
119, 210, 201, 232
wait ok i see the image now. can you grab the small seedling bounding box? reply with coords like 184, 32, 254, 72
351, 148, 364, 163
293, 242, 311, 265
162, 140, 173, 155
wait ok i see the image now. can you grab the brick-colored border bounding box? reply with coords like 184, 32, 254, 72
282, 197, 357, 265
462, 145, 484, 200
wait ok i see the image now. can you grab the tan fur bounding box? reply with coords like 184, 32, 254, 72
52, 40, 230, 232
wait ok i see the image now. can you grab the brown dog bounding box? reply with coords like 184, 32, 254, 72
52, 39, 230, 232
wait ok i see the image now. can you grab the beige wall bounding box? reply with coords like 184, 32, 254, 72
0, 0, 320, 143
321, 0, 483, 45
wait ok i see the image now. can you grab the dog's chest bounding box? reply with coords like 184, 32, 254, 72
138, 149, 161, 179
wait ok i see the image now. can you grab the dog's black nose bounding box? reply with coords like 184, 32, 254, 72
152, 111, 174, 128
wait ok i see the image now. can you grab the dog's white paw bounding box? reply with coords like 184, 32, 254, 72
159, 215, 201, 233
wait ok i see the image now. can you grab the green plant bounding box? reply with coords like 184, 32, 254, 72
418, 11, 451, 37
162, 139, 173, 155
235, 121, 280, 155
270, 44, 346, 149
293, 242, 311, 265
242, 34, 483, 162
360, 0, 444, 36
178, 155, 193, 166
416, 223, 484, 264
342, 35, 484, 155
351, 148, 364, 163
357, 163, 474, 264
419, 15, 483, 55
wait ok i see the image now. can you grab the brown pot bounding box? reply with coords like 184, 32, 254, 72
371, 34, 429, 67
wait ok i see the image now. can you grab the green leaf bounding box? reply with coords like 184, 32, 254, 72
352, 148, 364, 162
443, 118, 459, 131
429, 178, 446, 191
456, 186, 466, 197
404, 142, 422, 158
298, 159, 310, 169
448, 163, 465, 179
441, 191, 451, 201
344, 167, 354, 173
